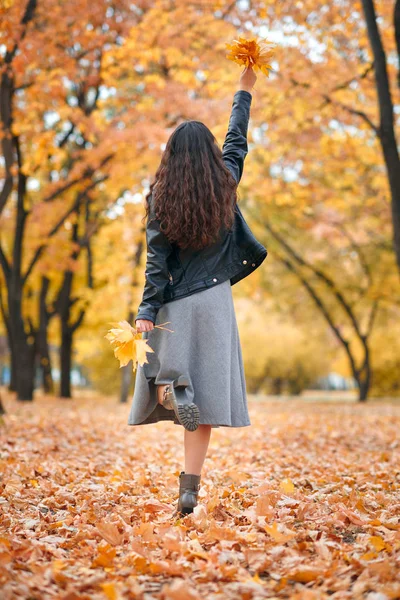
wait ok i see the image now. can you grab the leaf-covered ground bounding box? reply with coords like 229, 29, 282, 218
1, 392, 399, 599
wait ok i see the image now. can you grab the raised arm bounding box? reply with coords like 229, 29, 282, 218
221, 66, 257, 184
221, 91, 252, 184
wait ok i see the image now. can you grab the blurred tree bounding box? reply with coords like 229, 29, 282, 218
360, 0, 400, 273
0, 0, 117, 399
369, 321, 400, 397
237, 299, 332, 395
1, 0, 399, 403
36, 276, 55, 394
237, 0, 400, 400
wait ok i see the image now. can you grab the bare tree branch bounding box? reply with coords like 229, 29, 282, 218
275, 253, 360, 379
331, 222, 372, 286
366, 300, 379, 336
43, 155, 111, 203
71, 309, 86, 333
0, 246, 11, 281
0, 280, 9, 325
265, 221, 366, 340
321, 94, 379, 134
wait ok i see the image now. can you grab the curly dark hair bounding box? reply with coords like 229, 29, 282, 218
144, 120, 238, 250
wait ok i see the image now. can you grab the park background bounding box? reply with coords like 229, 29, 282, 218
1, 0, 400, 405
1, 2, 400, 599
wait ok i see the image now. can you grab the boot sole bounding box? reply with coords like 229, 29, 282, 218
177, 403, 200, 431
167, 377, 200, 432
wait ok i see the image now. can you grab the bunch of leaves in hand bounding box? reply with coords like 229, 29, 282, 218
105, 320, 172, 372
226, 35, 275, 77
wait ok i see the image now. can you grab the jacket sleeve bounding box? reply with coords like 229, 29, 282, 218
221, 89, 252, 185
135, 215, 173, 325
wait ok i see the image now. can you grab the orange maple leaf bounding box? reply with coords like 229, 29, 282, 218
226, 36, 276, 77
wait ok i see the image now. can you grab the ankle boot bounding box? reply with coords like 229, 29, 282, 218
177, 471, 201, 515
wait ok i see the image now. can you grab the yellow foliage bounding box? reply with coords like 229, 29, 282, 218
79, 339, 123, 396
236, 299, 332, 395
369, 324, 400, 397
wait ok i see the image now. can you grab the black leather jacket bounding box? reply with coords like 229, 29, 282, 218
135, 89, 268, 324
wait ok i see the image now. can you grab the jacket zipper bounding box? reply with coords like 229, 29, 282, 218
168, 271, 173, 285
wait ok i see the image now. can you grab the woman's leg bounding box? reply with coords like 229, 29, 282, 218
157, 384, 168, 405
184, 425, 212, 476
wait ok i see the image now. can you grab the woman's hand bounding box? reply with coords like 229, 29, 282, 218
135, 319, 155, 333
239, 65, 257, 93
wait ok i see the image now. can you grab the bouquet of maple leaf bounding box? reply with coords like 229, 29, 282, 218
226, 35, 276, 77
105, 320, 172, 371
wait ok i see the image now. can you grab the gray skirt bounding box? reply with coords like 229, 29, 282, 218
127, 279, 250, 428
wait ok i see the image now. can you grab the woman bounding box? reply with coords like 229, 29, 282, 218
128, 65, 267, 516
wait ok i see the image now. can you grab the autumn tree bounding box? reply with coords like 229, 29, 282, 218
230, 0, 400, 400
0, 0, 122, 399
266, 0, 400, 273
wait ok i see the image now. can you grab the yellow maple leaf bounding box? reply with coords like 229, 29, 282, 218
135, 338, 154, 367
105, 320, 172, 372
226, 35, 276, 77
105, 320, 153, 371
360, 551, 377, 561
113, 339, 136, 368
280, 478, 295, 494
265, 521, 296, 543
100, 583, 118, 600
368, 535, 386, 552
105, 320, 135, 345
289, 568, 323, 583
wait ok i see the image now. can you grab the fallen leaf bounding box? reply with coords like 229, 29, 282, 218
289, 568, 324, 583
280, 478, 295, 494
265, 521, 297, 543
96, 522, 124, 546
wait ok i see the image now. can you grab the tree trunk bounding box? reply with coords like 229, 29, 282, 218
361, 0, 400, 274
120, 309, 134, 403
272, 377, 283, 395
0, 1, 38, 400
358, 381, 369, 402
356, 352, 371, 402
37, 277, 54, 394
8, 283, 36, 401
37, 329, 54, 394
8, 336, 17, 393
0, 392, 5, 415
0, 287, 16, 393
380, 138, 400, 274
60, 322, 72, 399
54, 207, 92, 399
120, 364, 133, 403
13, 326, 36, 401
56, 226, 86, 399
